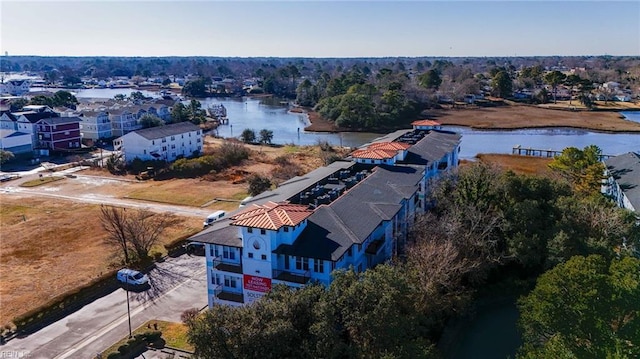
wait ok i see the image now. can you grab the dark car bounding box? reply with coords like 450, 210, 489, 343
185, 242, 205, 256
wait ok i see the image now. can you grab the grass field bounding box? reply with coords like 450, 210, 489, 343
101, 320, 193, 358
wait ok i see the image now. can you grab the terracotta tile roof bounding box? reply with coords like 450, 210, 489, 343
411, 119, 441, 126
351, 148, 397, 160
368, 142, 411, 151
230, 201, 312, 230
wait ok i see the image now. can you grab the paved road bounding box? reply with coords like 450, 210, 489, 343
0, 166, 214, 218
1, 254, 207, 359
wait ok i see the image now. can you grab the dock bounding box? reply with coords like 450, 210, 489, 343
512, 145, 613, 160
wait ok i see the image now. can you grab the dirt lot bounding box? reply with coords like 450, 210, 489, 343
303, 102, 640, 133
0, 137, 345, 326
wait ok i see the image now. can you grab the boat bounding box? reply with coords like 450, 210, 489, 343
207, 104, 228, 123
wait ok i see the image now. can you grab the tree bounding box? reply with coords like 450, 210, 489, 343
258, 129, 273, 145
139, 114, 163, 129
52, 90, 79, 108
544, 71, 567, 104
114, 93, 127, 101
0, 150, 15, 164
247, 174, 272, 195
170, 102, 190, 123
240, 128, 256, 143
99, 205, 170, 262
100, 205, 132, 263
182, 78, 208, 97
105, 152, 126, 174
417, 69, 442, 90
130, 91, 147, 101
9, 98, 28, 112
548, 145, 605, 195
518, 255, 640, 358
188, 99, 206, 124
491, 70, 513, 98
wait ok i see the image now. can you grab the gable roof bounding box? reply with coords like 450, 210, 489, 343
132, 122, 200, 140
0, 129, 31, 138
604, 152, 640, 211
36, 116, 81, 125
367, 142, 411, 151
350, 148, 397, 160
12, 111, 59, 123
230, 201, 313, 230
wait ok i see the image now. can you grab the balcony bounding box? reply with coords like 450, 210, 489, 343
272, 269, 310, 284
213, 285, 244, 303
213, 257, 242, 274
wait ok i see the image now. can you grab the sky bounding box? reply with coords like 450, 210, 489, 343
1, 1, 639, 58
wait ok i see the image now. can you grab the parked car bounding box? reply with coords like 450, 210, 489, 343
203, 210, 226, 228
116, 268, 149, 286
185, 242, 205, 256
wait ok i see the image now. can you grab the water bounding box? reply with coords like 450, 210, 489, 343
621, 111, 640, 124
28, 87, 640, 158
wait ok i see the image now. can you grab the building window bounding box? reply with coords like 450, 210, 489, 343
358, 244, 362, 252
143, 150, 146, 154
252, 240, 260, 250
260, 229, 266, 235
347, 247, 353, 257
171, 136, 175, 140
247, 228, 253, 233
296, 257, 309, 271
162, 138, 166, 143
261, 254, 267, 260
248, 253, 254, 259
224, 275, 237, 288
152, 140, 155, 145
284, 226, 289, 232
171, 144, 175, 149
64, 131, 70, 135
314, 259, 324, 273
223, 247, 235, 260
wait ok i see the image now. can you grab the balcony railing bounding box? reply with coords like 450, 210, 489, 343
213, 285, 244, 303
213, 257, 243, 274
272, 269, 311, 284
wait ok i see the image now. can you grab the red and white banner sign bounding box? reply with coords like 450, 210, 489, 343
243, 274, 272, 293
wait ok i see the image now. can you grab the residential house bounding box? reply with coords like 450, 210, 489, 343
189, 127, 461, 307
79, 110, 112, 140
0, 129, 33, 156
109, 108, 139, 137
10, 110, 60, 145
113, 122, 202, 163
602, 152, 640, 213
0, 79, 31, 96
35, 117, 82, 150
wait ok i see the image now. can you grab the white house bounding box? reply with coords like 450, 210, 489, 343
113, 122, 202, 163
0, 79, 31, 96
189, 128, 462, 307
109, 108, 140, 137
0, 129, 33, 155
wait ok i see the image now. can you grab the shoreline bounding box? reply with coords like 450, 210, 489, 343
292, 104, 640, 134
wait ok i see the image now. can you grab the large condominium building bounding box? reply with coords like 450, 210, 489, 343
188, 122, 461, 307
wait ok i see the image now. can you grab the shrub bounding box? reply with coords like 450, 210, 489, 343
117, 342, 130, 355
247, 174, 272, 196
181, 308, 200, 324
106, 352, 120, 359
240, 128, 256, 143
144, 330, 162, 343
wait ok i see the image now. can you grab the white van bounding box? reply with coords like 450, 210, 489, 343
203, 210, 226, 228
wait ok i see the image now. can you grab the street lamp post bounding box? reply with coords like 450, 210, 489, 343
125, 276, 132, 338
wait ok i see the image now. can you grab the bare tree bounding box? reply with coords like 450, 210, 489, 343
126, 209, 169, 260
100, 205, 131, 263
100, 205, 171, 263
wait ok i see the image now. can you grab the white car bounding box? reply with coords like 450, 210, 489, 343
116, 268, 149, 286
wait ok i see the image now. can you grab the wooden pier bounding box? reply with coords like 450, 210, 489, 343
512, 145, 612, 160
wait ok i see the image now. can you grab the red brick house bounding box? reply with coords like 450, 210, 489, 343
36, 117, 82, 150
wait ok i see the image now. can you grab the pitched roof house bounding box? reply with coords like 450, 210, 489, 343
113, 122, 202, 163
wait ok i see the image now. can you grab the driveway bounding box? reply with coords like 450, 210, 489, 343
1, 253, 207, 359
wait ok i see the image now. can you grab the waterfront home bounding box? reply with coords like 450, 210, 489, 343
602, 152, 640, 213
0, 79, 31, 96
8, 110, 59, 146
109, 108, 139, 137
188, 127, 461, 307
113, 122, 202, 163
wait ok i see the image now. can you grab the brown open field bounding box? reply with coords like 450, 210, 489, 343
0, 198, 203, 325
0, 137, 343, 326
302, 103, 640, 133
